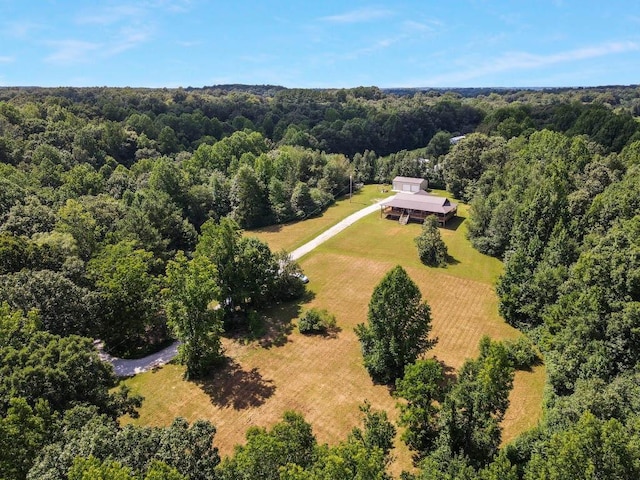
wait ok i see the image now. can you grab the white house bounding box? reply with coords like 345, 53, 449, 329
391, 176, 428, 193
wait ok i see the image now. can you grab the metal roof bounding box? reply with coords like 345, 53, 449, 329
382, 192, 457, 214
392, 176, 427, 184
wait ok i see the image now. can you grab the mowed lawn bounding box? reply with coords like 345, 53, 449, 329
249, 183, 395, 252
122, 191, 545, 475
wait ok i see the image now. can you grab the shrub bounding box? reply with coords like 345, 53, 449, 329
298, 308, 336, 334
247, 310, 265, 338
504, 335, 539, 370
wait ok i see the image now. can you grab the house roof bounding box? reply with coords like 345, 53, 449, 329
382, 191, 458, 214
392, 176, 427, 185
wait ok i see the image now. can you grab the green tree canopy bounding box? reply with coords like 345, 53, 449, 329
164, 251, 223, 379
217, 411, 317, 480
0, 269, 98, 337
355, 265, 436, 384
395, 359, 448, 459
30, 413, 219, 480
435, 337, 514, 468
0, 309, 139, 419
87, 241, 160, 354
415, 216, 448, 267
524, 411, 640, 480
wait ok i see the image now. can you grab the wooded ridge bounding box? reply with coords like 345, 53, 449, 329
1, 84, 640, 479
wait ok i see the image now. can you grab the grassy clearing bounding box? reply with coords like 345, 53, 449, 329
503, 365, 547, 445
248, 183, 394, 253
311, 202, 502, 285
122, 192, 544, 476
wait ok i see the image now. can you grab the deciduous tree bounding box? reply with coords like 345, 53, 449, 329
88, 241, 160, 354
229, 165, 270, 229
164, 251, 223, 379
0, 269, 97, 337
218, 411, 317, 480
436, 337, 514, 468
395, 359, 448, 458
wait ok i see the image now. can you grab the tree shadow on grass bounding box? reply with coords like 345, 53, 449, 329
321, 324, 342, 339
443, 215, 466, 232
446, 254, 460, 266
299, 324, 343, 339
258, 291, 317, 348
196, 359, 275, 410
257, 305, 297, 349
224, 292, 316, 349
433, 357, 457, 384
250, 223, 285, 234
248, 188, 377, 236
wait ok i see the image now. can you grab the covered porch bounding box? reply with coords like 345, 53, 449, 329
380, 191, 458, 226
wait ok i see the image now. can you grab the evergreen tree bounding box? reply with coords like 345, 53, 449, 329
290, 181, 317, 219
355, 265, 436, 384
415, 216, 448, 267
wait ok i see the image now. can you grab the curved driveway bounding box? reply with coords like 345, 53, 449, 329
96, 340, 181, 377
102, 198, 388, 376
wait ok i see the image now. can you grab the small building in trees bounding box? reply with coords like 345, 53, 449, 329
392, 176, 428, 193
381, 190, 458, 226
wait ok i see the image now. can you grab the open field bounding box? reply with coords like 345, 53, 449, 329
249, 183, 394, 252
123, 193, 545, 475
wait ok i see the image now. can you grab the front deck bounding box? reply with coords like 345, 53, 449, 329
382, 206, 456, 226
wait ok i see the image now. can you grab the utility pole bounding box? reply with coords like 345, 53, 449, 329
349, 174, 352, 202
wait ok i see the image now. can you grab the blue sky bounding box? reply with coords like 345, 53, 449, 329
1, 0, 639, 88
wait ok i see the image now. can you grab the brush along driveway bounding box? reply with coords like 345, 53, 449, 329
102, 199, 388, 377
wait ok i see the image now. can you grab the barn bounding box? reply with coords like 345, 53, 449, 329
391, 176, 428, 193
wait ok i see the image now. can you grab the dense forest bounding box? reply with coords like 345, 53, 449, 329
1, 84, 640, 479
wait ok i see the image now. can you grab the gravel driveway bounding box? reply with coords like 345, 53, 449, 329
95, 340, 181, 377
100, 198, 388, 376
289, 198, 387, 260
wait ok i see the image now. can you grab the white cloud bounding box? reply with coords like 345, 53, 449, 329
146, 0, 193, 14
44, 26, 152, 65
4, 20, 42, 39
317, 34, 404, 65
75, 0, 192, 25
0, 55, 15, 63
320, 7, 394, 24
403, 20, 438, 32
76, 5, 143, 25
240, 53, 277, 63
423, 41, 640, 86
514, 41, 638, 66
106, 26, 154, 55
44, 40, 101, 65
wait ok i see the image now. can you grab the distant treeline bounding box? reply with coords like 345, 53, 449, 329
2, 84, 640, 479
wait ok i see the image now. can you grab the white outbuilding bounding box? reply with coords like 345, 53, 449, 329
391, 176, 428, 193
